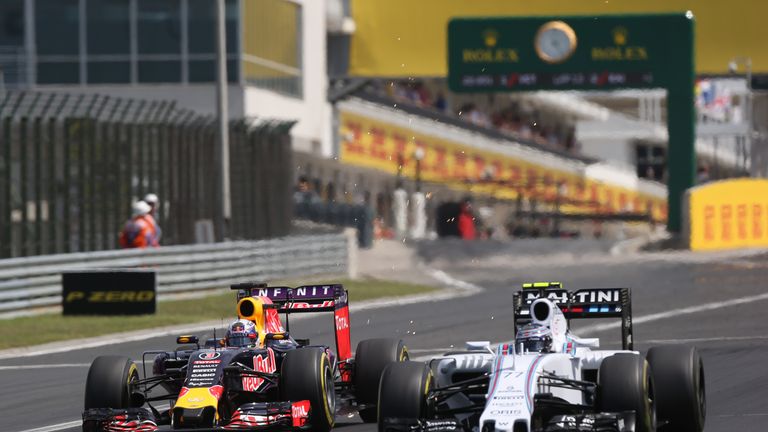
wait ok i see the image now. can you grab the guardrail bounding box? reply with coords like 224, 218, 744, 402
294, 201, 374, 248
0, 232, 352, 316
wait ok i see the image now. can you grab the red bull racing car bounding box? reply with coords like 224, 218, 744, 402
82, 282, 408, 431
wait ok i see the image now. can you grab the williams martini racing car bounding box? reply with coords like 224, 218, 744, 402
379, 282, 706, 432
82, 282, 408, 431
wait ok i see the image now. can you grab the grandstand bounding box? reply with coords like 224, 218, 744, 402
0, 0, 760, 238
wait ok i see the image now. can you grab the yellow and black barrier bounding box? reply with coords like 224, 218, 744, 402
684, 179, 768, 251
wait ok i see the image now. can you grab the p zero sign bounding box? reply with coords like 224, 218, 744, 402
62, 270, 157, 315
448, 14, 695, 234
685, 179, 768, 251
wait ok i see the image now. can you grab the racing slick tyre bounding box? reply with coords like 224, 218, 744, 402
280, 348, 336, 432
354, 338, 408, 422
598, 354, 656, 432
647, 345, 705, 432
84, 355, 139, 409
378, 361, 432, 432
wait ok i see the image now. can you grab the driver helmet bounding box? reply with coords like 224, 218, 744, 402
226, 319, 258, 347
515, 323, 553, 353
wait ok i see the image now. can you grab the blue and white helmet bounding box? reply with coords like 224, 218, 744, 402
515, 323, 553, 353
226, 319, 258, 347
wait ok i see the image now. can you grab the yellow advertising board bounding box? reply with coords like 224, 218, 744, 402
349, 0, 768, 76
687, 179, 768, 251
242, 0, 300, 80
339, 110, 667, 220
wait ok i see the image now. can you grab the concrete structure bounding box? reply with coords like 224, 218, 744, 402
0, 0, 751, 201
0, 0, 334, 157
577, 80, 753, 180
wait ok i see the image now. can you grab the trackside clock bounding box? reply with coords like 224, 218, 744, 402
535, 21, 577, 64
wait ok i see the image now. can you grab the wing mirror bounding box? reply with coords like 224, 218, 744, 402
176, 335, 200, 348
466, 341, 491, 351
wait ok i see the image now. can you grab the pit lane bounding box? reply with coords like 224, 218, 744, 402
3, 247, 768, 432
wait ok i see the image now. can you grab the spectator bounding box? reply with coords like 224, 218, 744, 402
696, 165, 711, 184
119, 201, 155, 249
457, 103, 486, 127
364, 78, 579, 154
393, 81, 411, 101
565, 131, 577, 152
293, 175, 321, 205
413, 82, 432, 106
142, 193, 161, 246
457, 198, 476, 240
434, 92, 447, 112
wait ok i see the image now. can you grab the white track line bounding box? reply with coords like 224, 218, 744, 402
15, 420, 81, 432
410, 334, 768, 360
5, 271, 483, 432
578, 291, 768, 334
0, 270, 483, 361
15, 404, 173, 432
643, 334, 768, 344
410, 287, 768, 362
0, 363, 89, 370
0, 320, 241, 361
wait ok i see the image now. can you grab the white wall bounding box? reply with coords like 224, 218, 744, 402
578, 113, 744, 170
243, 0, 332, 157
578, 136, 636, 170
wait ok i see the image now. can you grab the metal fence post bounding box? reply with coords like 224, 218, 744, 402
38, 93, 57, 255
129, 100, 146, 204
23, 93, 44, 249
250, 126, 265, 238
116, 100, 133, 240
0, 116, 11, 258
32, 114, 43, 255
19, 115, 28, 256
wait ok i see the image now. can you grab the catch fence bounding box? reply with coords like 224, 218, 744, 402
0, 91, 294, 258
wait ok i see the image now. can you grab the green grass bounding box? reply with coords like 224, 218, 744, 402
0, 279, 436, 350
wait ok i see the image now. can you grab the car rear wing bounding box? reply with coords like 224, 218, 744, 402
232, 282, 346, 313
231, 282, 353, 368
512, 282, 633, 350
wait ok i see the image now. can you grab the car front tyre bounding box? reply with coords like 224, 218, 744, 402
378, 361, 432, 432
280, 348, 336, 432
84, 355, 139, 409
598, 353, 656, 432
354, 338, 408, 422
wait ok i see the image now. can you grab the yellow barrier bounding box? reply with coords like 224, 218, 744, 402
686, 179, 768, 251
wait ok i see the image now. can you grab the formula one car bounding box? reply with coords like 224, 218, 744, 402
82, 282, 408, 431
379, 282, 706, 432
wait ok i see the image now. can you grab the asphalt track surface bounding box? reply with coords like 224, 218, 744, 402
3, 248, 768, 432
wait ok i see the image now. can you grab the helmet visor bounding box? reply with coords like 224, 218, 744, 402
518, 335, 552, 353
228, 332, 256, 347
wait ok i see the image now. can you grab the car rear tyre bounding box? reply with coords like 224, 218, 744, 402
355, 338, 408, 422
599, 353, 656, 432
647, 345, 705, 432
378, 361, 432, 432
84, 355, 139, 409
281, 348, 336, 432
